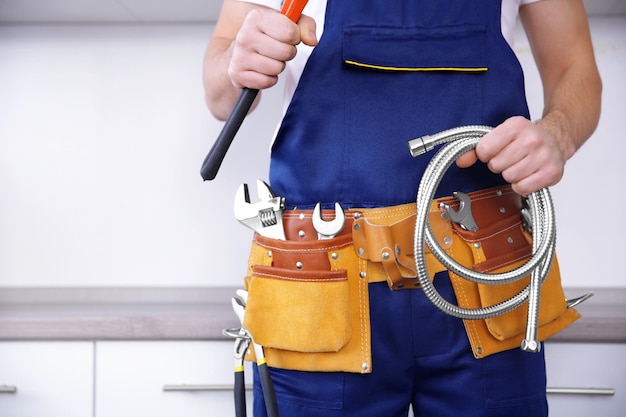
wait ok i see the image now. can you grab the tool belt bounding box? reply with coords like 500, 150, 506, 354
242, 185, 580, 373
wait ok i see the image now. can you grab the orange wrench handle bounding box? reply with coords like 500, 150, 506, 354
281, 0, 309, 23
200, 0, 310, 181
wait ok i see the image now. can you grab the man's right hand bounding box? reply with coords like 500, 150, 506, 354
228, 8, 317, 90
204, 1, 317, 120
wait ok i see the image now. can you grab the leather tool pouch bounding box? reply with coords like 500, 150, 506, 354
242, 186, 581, 373
352, 185, 581, 358
444, 206, 581, 358
242, 214, 373, 373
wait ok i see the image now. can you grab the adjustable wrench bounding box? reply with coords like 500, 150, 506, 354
312, 202, 346, 239
234, 180, 286, 240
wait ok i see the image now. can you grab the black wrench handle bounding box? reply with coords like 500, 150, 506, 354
200, 88, 258, 180
200, 0, 309, 181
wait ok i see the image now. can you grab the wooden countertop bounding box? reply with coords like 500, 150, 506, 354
0, 287, 624, 343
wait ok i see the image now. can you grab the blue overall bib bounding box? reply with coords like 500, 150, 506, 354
270, 0, 530, 209
255, 1, 548, 416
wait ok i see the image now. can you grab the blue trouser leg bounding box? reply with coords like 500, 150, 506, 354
252, 273, 548, 417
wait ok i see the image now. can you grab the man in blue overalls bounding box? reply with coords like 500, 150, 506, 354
204, 1, 601, 416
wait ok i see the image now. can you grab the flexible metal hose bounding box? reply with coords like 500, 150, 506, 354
408, 126, 557, 351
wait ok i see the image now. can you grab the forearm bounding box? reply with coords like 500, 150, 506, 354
203, 1, 317, 122
536, 56, 602, 161
521, 0, 602, 162
203, 36, 259, 121
203, 1, 272, 121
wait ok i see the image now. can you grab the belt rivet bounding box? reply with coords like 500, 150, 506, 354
496, 190, 503, 197
298, 230, 306, 238
331, 252, 338, 260
360, 271, 367, 279
474, 243, 481, 249
354, 223, 361, 231
354, 212, 362, 220
267, 251, 273, 258
362, 362, 369, 371
500, 207, 506, 213
382, 251, 390, 260
507, 237, 514, 244
443, 237, 452, 245
296, 262, 303, 269
396, 247, 401, 255
358, 248, 365, 256
299, 213, 305, 220
476, 347, 483, 355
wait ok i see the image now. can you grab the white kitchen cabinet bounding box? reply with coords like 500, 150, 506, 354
545, 342, 626, 417
95, 341, 252, 417
0, 341, 94, 417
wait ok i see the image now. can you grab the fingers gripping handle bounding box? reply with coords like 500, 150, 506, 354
200, 0, 310, 181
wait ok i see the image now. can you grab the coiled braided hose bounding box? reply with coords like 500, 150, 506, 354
408, 125, 556, 352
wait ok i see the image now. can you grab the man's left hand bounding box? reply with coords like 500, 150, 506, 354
456, 116, 567, 196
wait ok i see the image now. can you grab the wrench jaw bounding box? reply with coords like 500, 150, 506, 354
312, 202, 346, 240
440, 191, 479, 232
254, 179, 277, 202
234, 180, 286, 240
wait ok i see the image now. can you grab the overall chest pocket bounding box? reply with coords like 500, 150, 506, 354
341, 25, 490, 201
342, 25, 488, 125
343, 24, 488, 72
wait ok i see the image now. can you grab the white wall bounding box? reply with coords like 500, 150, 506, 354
0, 24, 281, 287
0, 18, 624, 288
515, 17, 626, 288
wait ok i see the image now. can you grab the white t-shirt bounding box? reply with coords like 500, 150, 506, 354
238, 0, 540, 115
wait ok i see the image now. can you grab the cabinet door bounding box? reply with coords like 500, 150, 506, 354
95, 341, 252, 417
0, 341, 94, 417
545, 342, 626, 417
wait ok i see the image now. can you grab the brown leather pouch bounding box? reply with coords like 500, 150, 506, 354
353, 185, 581, 358
241, 185, 580, 371
445, 209, 581, 358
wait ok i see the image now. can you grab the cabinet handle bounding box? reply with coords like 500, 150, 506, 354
163, 384, 252, 392
0, 385, 17, 394
547, 387, 615, 396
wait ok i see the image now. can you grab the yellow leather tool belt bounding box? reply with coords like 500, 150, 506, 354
242, 185, 580, 373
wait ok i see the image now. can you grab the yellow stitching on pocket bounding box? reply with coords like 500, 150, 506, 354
345, 60, 488, 72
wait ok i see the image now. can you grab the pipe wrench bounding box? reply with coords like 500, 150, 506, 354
234, 179, 286, 240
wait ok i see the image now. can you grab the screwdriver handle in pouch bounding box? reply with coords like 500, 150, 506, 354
200, 0, 310, 181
